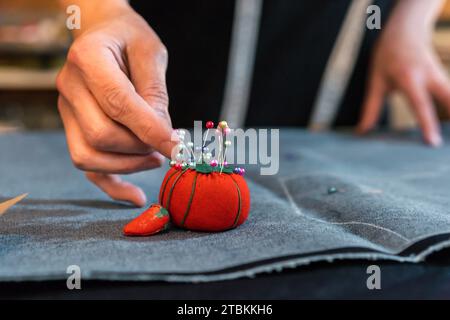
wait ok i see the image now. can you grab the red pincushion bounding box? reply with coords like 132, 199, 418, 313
159, 167, 250, 232
123, 119, 251, 236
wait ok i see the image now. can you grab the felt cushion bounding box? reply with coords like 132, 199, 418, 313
159, 168, 250, 232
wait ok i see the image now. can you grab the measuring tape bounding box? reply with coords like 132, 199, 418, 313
309, 0, 373, 131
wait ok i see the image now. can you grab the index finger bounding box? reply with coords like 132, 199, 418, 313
78, 48, 176, 158
402, 78, 442, 147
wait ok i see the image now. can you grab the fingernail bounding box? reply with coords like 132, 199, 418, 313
153, 152, 165, 162
133, 189, 147, 208
159, 139, 179, 159
355, 124, 369, 135
429, 133, 443, 147
355, 126, 365, 135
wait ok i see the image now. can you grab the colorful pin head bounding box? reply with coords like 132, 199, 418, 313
170, 120, 244, 175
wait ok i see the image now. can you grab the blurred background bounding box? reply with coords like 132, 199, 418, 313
0, 0, 67, 133
0, 0, 450, 133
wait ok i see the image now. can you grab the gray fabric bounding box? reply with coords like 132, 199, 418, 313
1, 130, 450, 283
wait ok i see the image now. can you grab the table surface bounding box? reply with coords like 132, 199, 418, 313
2, 129, 450, 299
2, 249, 450, 299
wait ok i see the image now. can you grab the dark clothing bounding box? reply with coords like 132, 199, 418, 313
131, 0, 393, 128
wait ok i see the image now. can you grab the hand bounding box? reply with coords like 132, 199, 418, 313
358, 0, 450, 146
56, 1, 175, 206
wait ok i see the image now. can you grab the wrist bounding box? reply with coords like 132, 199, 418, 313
59, 0, 133, 37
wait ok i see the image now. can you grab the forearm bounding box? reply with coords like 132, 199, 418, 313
58, 0, 132, 36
